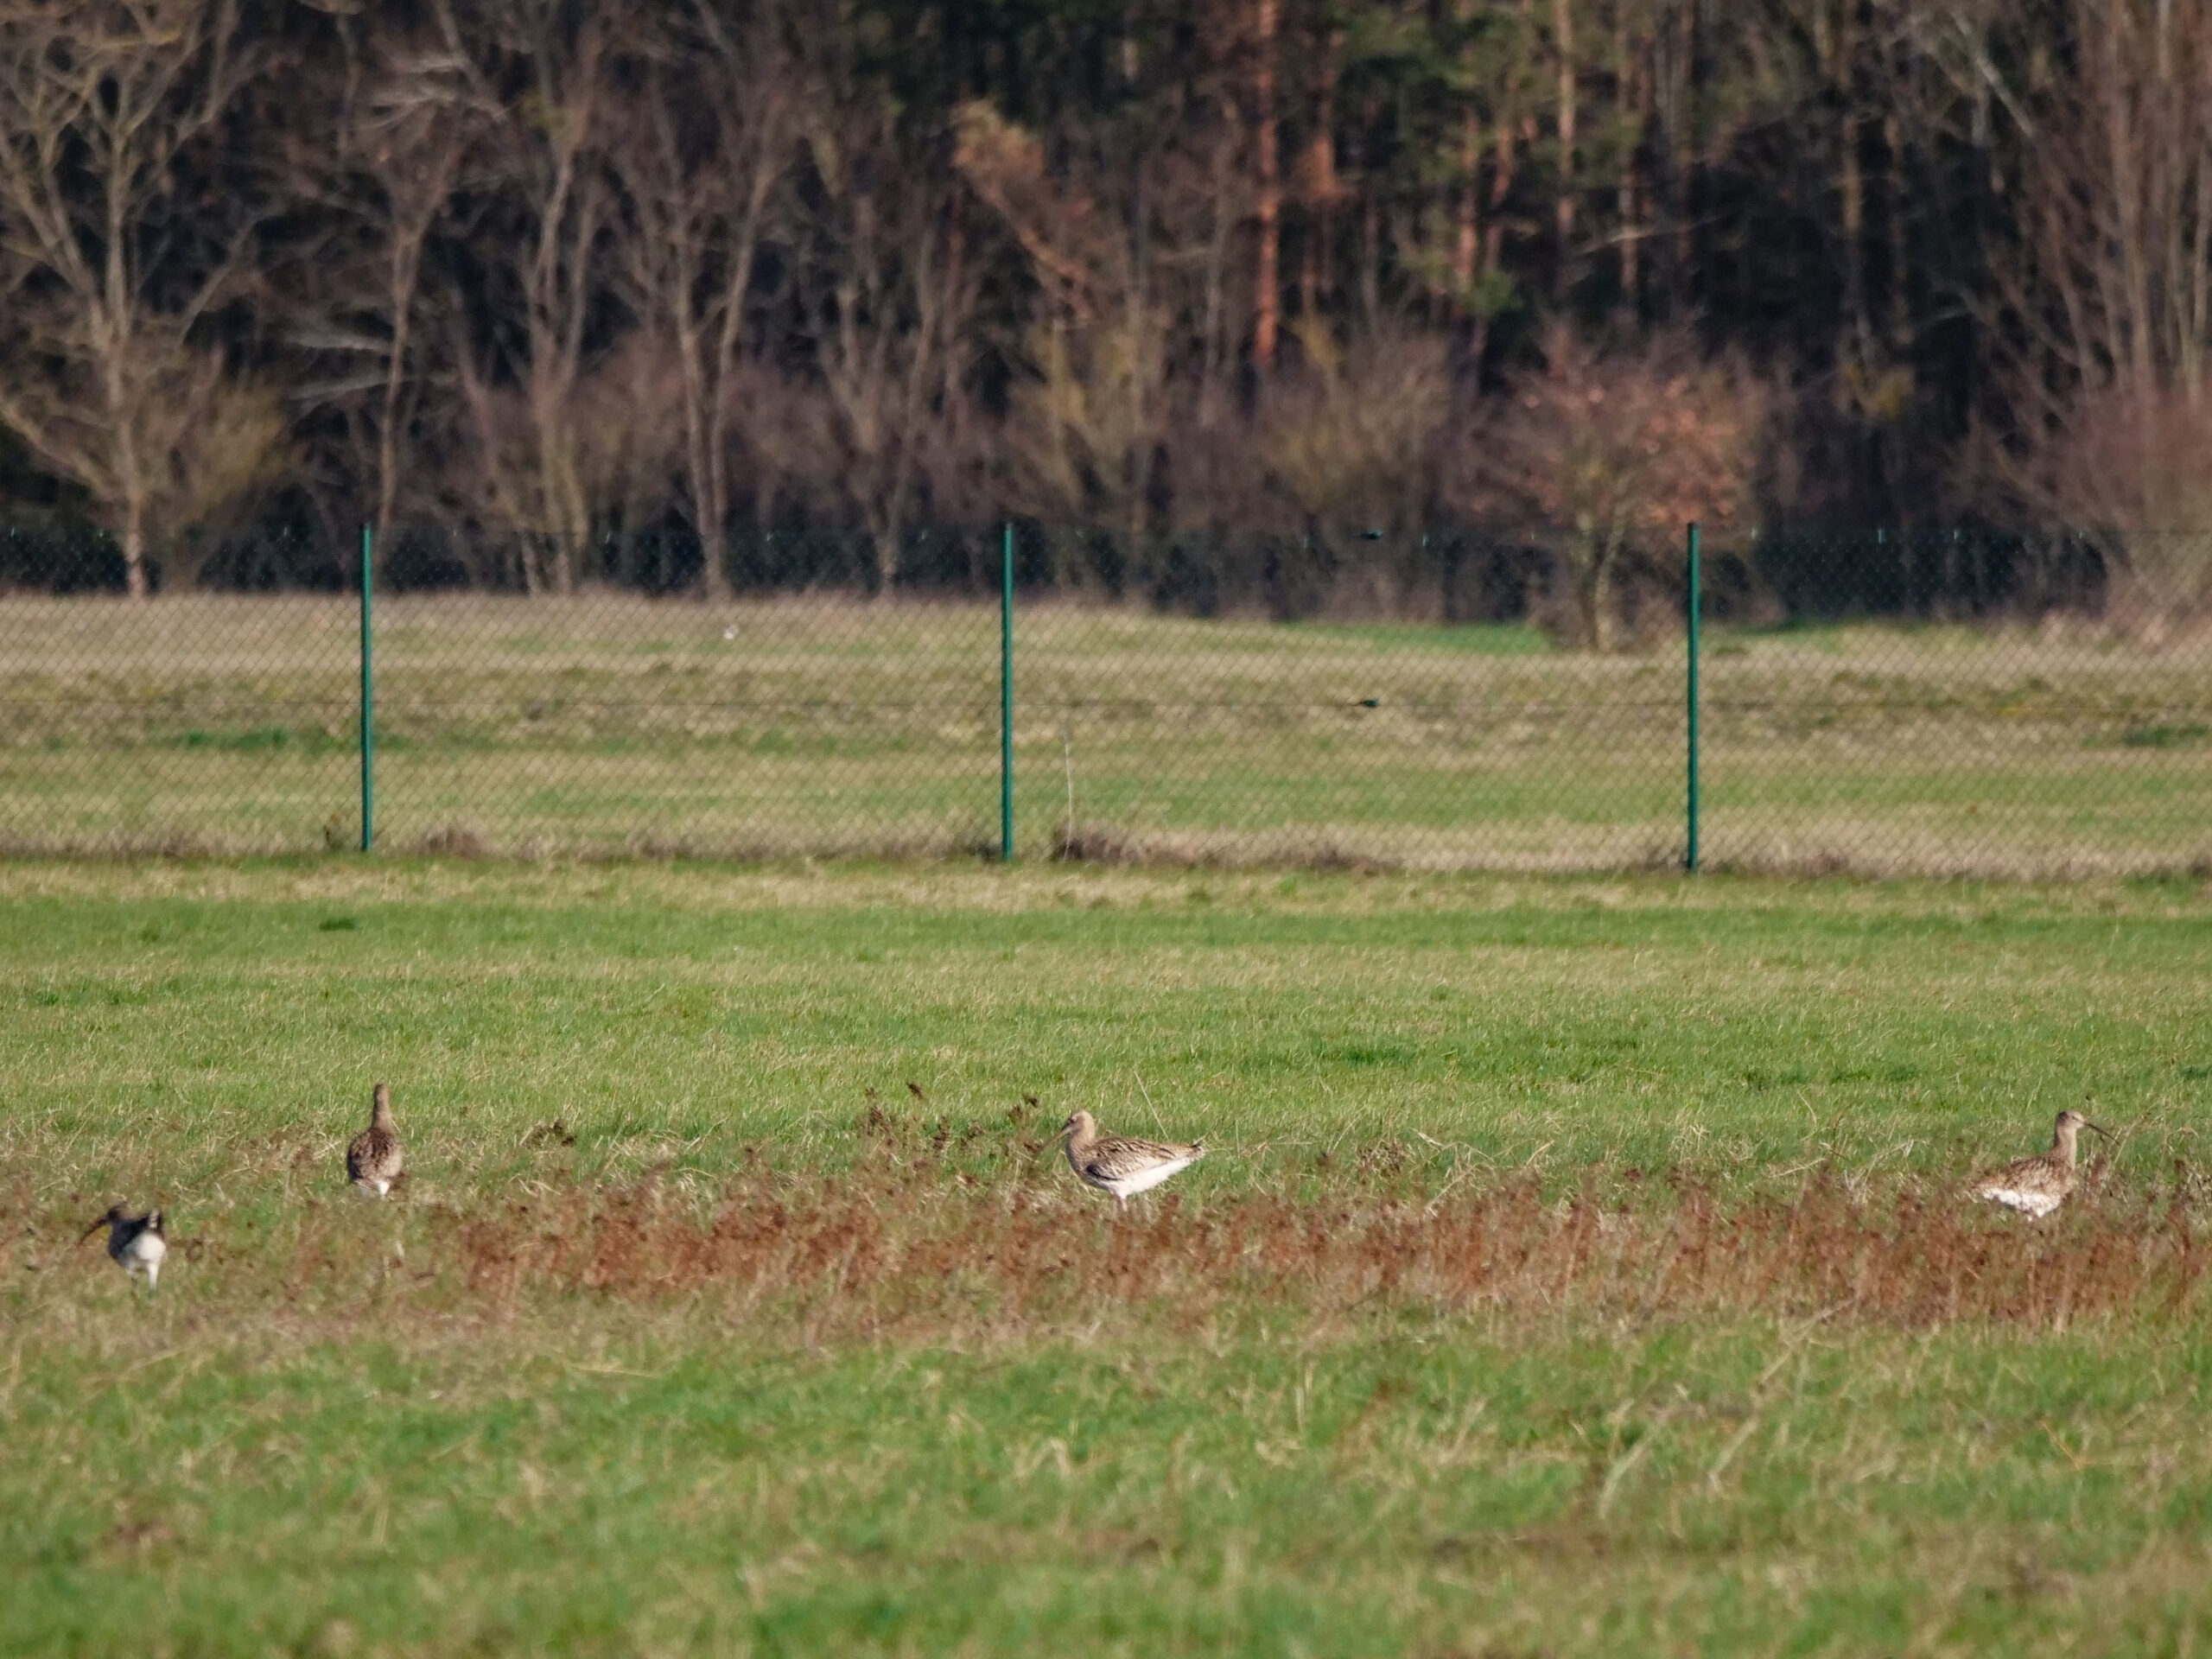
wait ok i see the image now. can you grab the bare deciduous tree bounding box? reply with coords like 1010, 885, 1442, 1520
449, 0, 614, 594
796, 86, 980, 589
957, 97, 1236, 555
1258, 326, 1448, 536
340, 29, 483, 558
0, 0, 274, 594
270, 21, 488, 561
1961, 0, 2212, 616
611, 2, 796, 598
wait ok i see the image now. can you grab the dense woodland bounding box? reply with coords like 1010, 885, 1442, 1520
0, 0, 2208, 631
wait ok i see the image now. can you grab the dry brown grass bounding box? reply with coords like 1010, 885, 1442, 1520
439, 1171, 2210, 1335
25, 1154, 2202, 1344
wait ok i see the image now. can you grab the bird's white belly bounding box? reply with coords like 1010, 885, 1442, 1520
1981, 1185, 2063, 1218
125, 1235, 166, 1285
1103, 1156, 1196, 1198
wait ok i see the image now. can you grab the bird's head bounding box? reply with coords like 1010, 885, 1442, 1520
2056, 1109, 2107, 1141
1053, 1109, 1095, 1142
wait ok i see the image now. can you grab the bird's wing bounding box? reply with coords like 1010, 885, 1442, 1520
348, 1128, 400, 1178
1977, 1154, 2063, 1211
1084, 1136, 1202, 1180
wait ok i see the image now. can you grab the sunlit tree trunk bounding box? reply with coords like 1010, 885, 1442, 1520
1252, 0, 1280, 371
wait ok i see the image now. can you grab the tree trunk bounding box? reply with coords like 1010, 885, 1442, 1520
1303, 29, 1339, 322
123, 502, 149, 600
1569, 524, 1618, 652
374, 263, 412, 561
1473, 124, 1518, 365
1453, 111, 1480, 298
1201, 116, 1235, 423
677, 291, 731, 603
1835, 0, 1866, 359
1253, 0, 1281, 371
1620, 23, 1643, 309
1554, 0, 1577, 298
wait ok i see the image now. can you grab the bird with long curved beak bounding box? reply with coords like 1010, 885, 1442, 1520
83, 1205, 167, 1290
1975, 1109, 2107, 1218
1052, 1109, 1205, 1212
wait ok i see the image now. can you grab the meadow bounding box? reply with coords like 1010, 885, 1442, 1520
3, 857, 2211, 1655
3, 593, 2212, 874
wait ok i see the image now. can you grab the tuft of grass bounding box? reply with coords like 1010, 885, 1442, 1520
2123, 721, 2212, 748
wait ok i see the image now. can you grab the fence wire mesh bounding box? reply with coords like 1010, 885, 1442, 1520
1695, 530, 2212, 878
3, 523, 2210, 876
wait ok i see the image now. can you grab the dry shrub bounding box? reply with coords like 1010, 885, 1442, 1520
410, 823, 488, 858
1453, 326, 1766, 651
1967, 382, 2212, 630
1051, 821, 1140, 864
422, 1165, 2207, 1338
1254, 328, 1450, 540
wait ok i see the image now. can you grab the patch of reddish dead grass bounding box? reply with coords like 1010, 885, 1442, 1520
419, 1166, 2207, 1335
13, 1164, 2203, 1338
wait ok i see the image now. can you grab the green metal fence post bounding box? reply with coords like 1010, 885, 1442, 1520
1685, 520, 1700, 873
1000, 521, 1014, 862
359, 524, 374, 852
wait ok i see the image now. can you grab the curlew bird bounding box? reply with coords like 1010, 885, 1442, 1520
1053, 1109, 1205, 1212
347, 1082, 404, 1198
83, 1206, 167, 1291
1976, 1108, 2107, 1218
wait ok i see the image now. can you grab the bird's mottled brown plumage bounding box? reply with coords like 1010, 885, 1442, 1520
1976, 1109, 2104, 1218
1056, 1109, 1205, 1211
83, 1205, 166, 1289
347, 1082, 404, 1197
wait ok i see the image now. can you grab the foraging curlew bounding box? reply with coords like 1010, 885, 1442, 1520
84, 1206, 167, 1291
347, 1082, 404, 1198
1053, 1109, 1205, 1211
1975, 1109, 2106, 1218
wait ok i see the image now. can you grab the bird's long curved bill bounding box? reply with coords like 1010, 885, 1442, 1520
79, 1217, 108, 1242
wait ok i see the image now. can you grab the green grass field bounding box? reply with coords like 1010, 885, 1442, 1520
3, 858, 2212, 1655
4, 594, 2212, 874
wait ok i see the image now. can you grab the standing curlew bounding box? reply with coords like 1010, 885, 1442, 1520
1975, 1109, 2107, 1218
84, 1206, 167, 1291
1053, 1109, 1205, 1212
347, 1082, 404, 1198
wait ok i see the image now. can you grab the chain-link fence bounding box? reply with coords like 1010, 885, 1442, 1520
3, 523, 2209, 877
